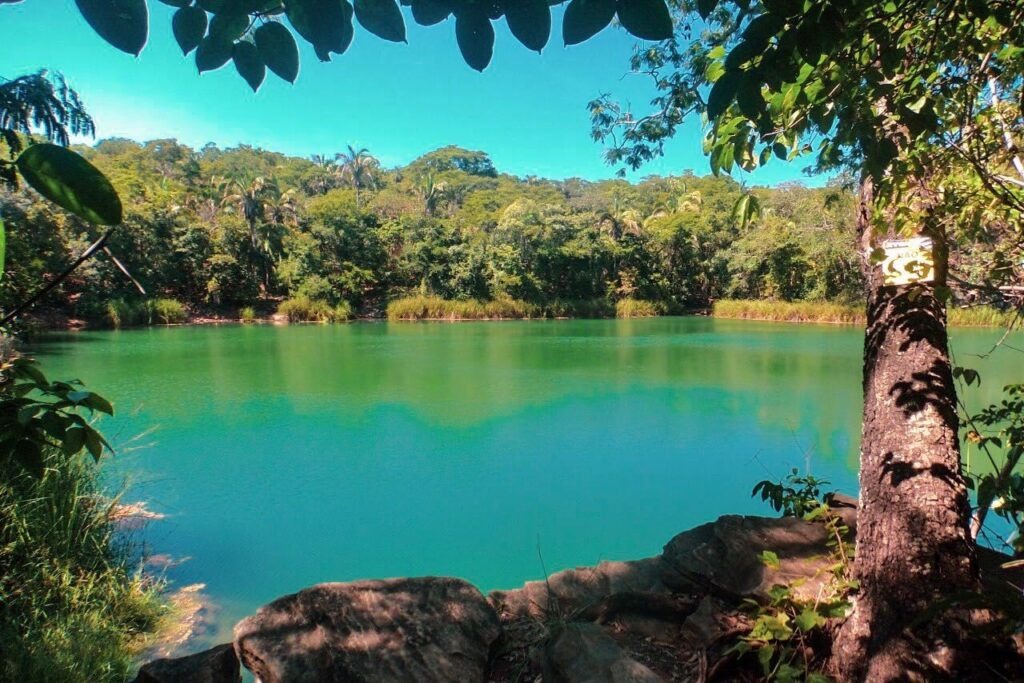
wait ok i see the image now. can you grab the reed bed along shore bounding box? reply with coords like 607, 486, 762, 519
385, 296, 668, 321
713, 299, 1020, 328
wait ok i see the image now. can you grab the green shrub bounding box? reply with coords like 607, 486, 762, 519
295, 275, 338, 305
615, 298, 664, 318
278, 296, 352, 323
239, 306, 257, 323
386, 295, 538, 321
0, 359, 167, 682
145, 298, 187, 325
105, 299, 143, 329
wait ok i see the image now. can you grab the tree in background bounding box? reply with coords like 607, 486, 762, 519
591, 0, 1024, 676
335, 145, 379, 209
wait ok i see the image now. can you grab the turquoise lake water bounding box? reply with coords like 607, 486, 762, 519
34, 317, 1023, 646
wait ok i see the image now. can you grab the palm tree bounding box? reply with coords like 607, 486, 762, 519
334, 145, 379, 209
216, 174, 280, 248
217, 174, 283, 290
415, 172, 448, 217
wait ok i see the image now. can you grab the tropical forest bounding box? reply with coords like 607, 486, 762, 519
1, 1, 1023, 682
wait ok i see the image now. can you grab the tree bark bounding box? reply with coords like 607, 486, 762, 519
834, 177, 979, 681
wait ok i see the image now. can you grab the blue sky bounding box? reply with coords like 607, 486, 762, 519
1, 3, 822, 185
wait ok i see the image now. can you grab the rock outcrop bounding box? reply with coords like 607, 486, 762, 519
132, 643, 240, 683
233, 576, 501, 683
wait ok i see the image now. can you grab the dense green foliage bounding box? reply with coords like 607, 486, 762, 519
0, 356, 165, 682
1, 139, 872, 324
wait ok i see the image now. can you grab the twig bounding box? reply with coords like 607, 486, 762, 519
1, 226, 116, 327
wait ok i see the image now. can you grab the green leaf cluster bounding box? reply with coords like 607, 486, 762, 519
0, 357, 113, 478
69, 0, 675, 80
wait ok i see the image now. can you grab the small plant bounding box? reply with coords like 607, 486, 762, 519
752, 469, 832, 518
615, 298, 664, 318
239, 306, 257, 323
732, 472, 856, 681
959, 379, 1024, 554
105, 299, 143, 328
278, 296, 351, 323
145, 298, 187, 325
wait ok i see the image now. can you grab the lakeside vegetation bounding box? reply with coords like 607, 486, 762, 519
3, 140, 1015, 331
0, 450, 166, 682
715, 299, 1021, 328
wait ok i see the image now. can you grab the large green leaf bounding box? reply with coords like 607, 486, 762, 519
15, 144, 122, 225
696, 0, 717, 19
156, 0, 192, 7
254, 21, 300, 83
409, 0, 449, 26
286, 0, 354, 61
562, 0, 615, 46
75, 0, 149, 55
616, 0, 672, 41
13, 439, 43, 478
209, 11, 250, 42
504, 0, 550, 52
233, 41, 267, 91
707, 69, 740, 121
354, 0, 406, 42
196, 35, 235, 72
172, 6, 208, 55
456, 6, 494, 71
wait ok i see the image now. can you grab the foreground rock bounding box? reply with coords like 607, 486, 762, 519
132, 643, 240, 683
540, 622, 662, 683
233, 577, 501, 683
139, 504, 1024, 682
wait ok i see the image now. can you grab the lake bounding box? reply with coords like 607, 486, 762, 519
34, 317, 1022, 647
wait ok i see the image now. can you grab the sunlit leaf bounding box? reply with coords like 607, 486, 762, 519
254, 21, 299, 82
455, 7, 494, 72
172, 6, 208, 55
15, 144, 122, 225
354, 0, 406, 42
562, 0, 615, 46
75, 0, 149, 55
616, 0, 672, 41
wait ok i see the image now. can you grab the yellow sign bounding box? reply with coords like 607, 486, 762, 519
880, 237, 935, 286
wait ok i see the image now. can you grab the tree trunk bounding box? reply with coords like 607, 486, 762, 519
834, 177, 979, 681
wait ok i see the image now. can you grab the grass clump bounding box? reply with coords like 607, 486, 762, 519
387, 295, 538, 321
278, 296, 352, 323
615, 298, 665, 319
105, 299, 145, 329
713, 299, 865, 324
104, 299, 187, 328
716, 299, 1021, 328
145, 298, 187, 325
0, 452, 167, 682
239, 306, 257, 323
948, 305, 1020, 329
